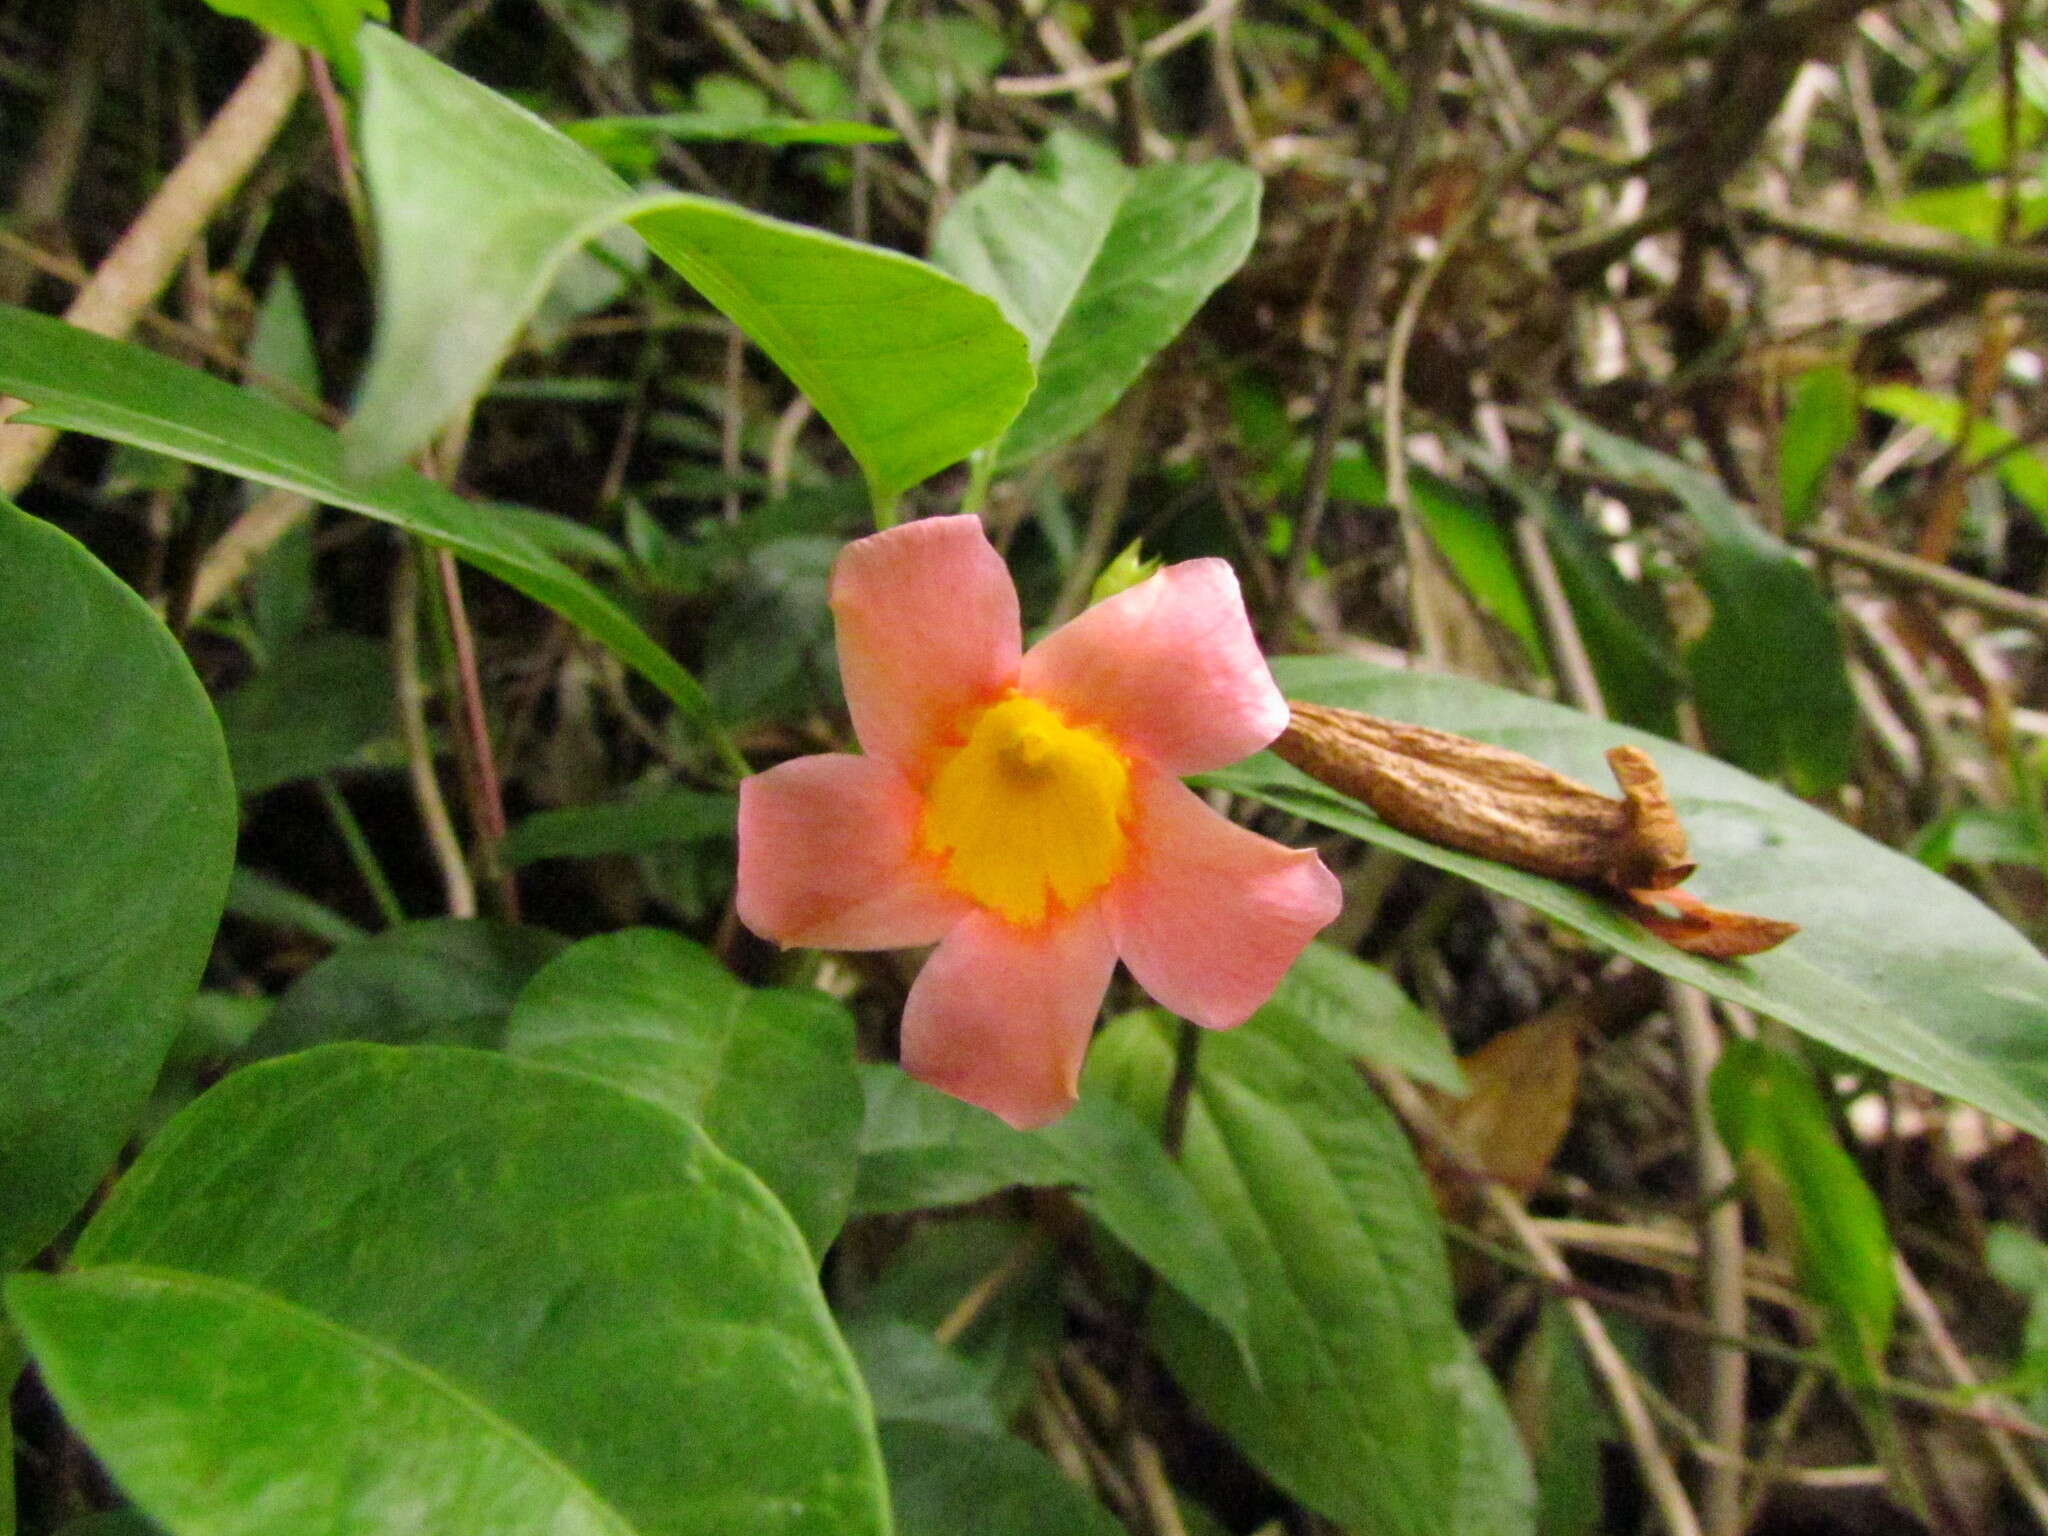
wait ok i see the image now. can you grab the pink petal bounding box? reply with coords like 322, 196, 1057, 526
1019, 559, 1287, 774
831, 515, 1022, 774
901, 904, 1117, 1129
737, 754, 966, 950
1111, 770, 1342, 1030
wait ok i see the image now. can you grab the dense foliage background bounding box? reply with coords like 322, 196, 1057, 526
5, 1, 2048, 1533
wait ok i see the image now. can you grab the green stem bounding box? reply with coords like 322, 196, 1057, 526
315, 774, 406, 928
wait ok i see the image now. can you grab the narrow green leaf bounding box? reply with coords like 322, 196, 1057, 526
0, 306, 735, 761
244, 917, 566, 1058
1214, 655, 2048, 1143
567, 113, 898, 151
1325, 443, 1547, 664
1562, 410, 1856, 794
198, 0, 387, 83
501, 788, 737, 866
224, 868, 367, 947
0, 501, 236, 1269
1532, 490, 1683, 738
881, 1422, 1124, 1536
1779, 363, 1858, 532
7, 1045, 890, 1536
933, 129, 1260, 467
854, 1067, 1252, 1362
1711, 1039, 1896, 1384
351, 28, 1030, 508
505, 929, 862, 1257
1087, 1008, 1533, 1536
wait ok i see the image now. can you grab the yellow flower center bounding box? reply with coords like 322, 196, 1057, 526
920, 694, 1132, 927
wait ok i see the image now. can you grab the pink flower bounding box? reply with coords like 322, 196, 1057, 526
736, 515, 1342, 1129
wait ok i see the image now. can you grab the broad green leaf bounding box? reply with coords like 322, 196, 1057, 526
1268, 943, 1466, 1094
1711, 1040, 1896, 1385
1215, 655, 2048, 1142
0, 306, 734, 761
502, 787, 737, 866
1325, 443, 1546, 664
854, 1067, 1251, 1361
1520, 1304, 1606, 1536
1779, 362, 1858, 532
0, 502, 236, 1269
350, 28, 1030, 509
1891, 179, 2048, 245
881, 1422, 1123, 1536
843, 1317, 1003, 1435
217, 633, 392, 796
505, 929, 861, 1257
933, 129, 1259, 467
197, 0, 387, 83
7, 1045, 889, 1536
1086, 1007, 1534, 1536
1865, 382, 2048, 523
245, 917, 566, 1058
1563, 411, 1856, 794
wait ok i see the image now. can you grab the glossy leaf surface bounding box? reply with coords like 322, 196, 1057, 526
0, 502, 235, 1269
7, 1046, 889, 1536
1216, 656, 2048, 1141
505, 929, 861, 1256
933, 129, 1259, 466
352, 28, 1030, 507
1086, 1007, 1533, 1536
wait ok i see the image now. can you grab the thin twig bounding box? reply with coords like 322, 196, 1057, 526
994, 0, 1238, 98
390, 540, 477, 919
1795, 526, 2048, 637
1380, 0, 1729, 654
434, 547, 519, 920
1275, 15, 1452, 639
0, 38, 304, 494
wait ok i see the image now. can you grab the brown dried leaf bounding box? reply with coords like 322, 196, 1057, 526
1274, 702, 1696, 889
1273, 701, 1798, 959
1434, 1009, 1581, 1201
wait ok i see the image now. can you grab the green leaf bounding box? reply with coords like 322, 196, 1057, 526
567, 113, 898, 153
1865, 382, 2048, 524
1086, 1007, 1534, 1536
197, 0, 388, 84
1987, 1224, 2048, 1424
217, 633, 392, 795
245, 917, 566, 1058
7, 1044, 889, 1536
350, 28, 1030, 509
0, 501, 236, 1269
1711, 1039, 1896, 1385
0, 306, 736, 764
854, 1067, 1252, 1362
1216, 655, 2048, 1143
881, 1422, 1124, 1536
1532, 491, 1683, 738
1269, 943, 1466, 1094
505, 929, 861, 1257
1779, 363, 1858, 532
1523, 1304, 1606, 1536
224, 868, 367, 947
502, 787, 737, 866
933, 129, 1260, 467
1562, 410, 1856, 794
1911, 805, 2048, 872
1325, 443, 1546, 664
843, 1316, 1003, 1435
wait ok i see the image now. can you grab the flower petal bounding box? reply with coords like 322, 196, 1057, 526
737, 754, 966, 949
831, 514, 1022, 772
1019, 558, 1287, 774
1111, 771, 1342, 1029
900, 904, 1116, 1129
